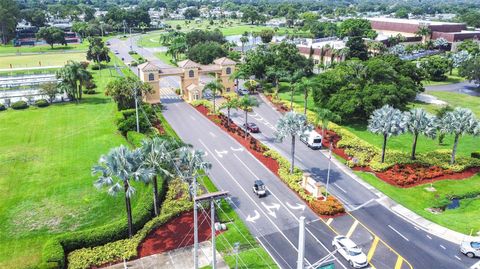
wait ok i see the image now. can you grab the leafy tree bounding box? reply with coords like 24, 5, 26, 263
188, 41, 227, 64
238, 95, 260, 138
240, 36, 249, 54
415, 25, 431, 43
420, 55, 450, 81
219, 96, 240, 129
274, 112, 312, 173
56, 61, 92, 102
459, 55, 480, 86
435, 105, 453, 145
185, 29, 225, 48
259, 29, 275, 44
40, 82, 59, 103
368, 105, 407, 163
105, 76, 152, 110
266, 67, 289, 100
295, 77, 316, 115
451, 50, 470, 68
184, 7, 200, 19
92, 145, 155, 237
440, 108, 479, 164
21, 8, 47, 27
459, 10, 480, 28
140, 137, 181, 216
203, 79, 224, 114
87, 37, 110, 64
313, 108, 341, 147
338, 18, 377, 39
241, 8, 265, 25
395, 7, 409, 19
166, 36, 187, 62
72, 22, 89, 38
404, 108, 437, 160
346, 36, 368, 61
0, 0, 20, 44
457, 40, 480, 55
36, 27, 66, 48
244, 79, 258, 93
307, 21, 338, 38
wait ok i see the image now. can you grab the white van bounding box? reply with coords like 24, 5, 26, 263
300, 130, 323, 149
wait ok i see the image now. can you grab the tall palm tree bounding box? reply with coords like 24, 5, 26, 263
440, 108, 479, 164
240, 36, 249, 54
415, 25, 431, 44
56, 61, 91, 102
174, 147, 212, 200
230, 69, 247, 92
219, 96, 240, 129
266, 67, 288, 100
368, 105, 407, 163
92, 145, 155, 237
244, 79, 258, 93
404, 108, 437, 160
140, 137, 181, 216
274, 111, 312, 173
238, 95, 260, 139
314, 108, 341, 148
203, 79, 224, 114
295, 77, 316, 115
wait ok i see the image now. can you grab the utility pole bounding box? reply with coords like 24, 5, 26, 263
297, 216, 305, 269
194, 191, 229, 269
135, 68, 140, 133
325, 137, 333, 199
233, 242, 240, 269
129, 27, 133, 51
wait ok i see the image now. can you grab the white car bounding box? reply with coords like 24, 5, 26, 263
332, 235, 368, 268
300, 130, 322, 149
237, 88, 250, 95
460, 241, 480, 258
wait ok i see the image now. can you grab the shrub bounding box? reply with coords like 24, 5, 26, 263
130, 61, 138, 67
472, 152, 480, 159
310, 196, 345, 216
0, 104, 5, 111
82, 89, 96, 94
35, 99, 50, 107
175, 88, 181, 95
127, 131, 147, 147
85, 80, 96, 90
128, 51, 137, 55
11, 101, 29, 110
91, 64, 101, 70
116, 105, 158, 135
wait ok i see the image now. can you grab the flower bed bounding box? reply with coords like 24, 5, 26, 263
192, 103, 345, 217
264, 94, 480, 188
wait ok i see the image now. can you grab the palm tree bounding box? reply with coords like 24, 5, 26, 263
140, 137, 181, 216
314, 108, 341, 148
266, 67, 288, 100
295, 77, 316, 115
56, 61, 91, 102
238, 95, 260, 139
415, 25, 431, 44
230, 69, 248, 92
274, 111, 313, 173
244, 79, 258, 94
440, 108, 479, 164
203, 79, 224, 114
219, 97, 240, 129
368, 105, 407, 163
92, 145, 155, 237
404, 108, 437, 160
240, 36, 249, 54
174, 147, 212, 199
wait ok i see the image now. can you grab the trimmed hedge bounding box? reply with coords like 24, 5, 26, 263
0, 103, 5, 111
11, 100, 29, 110
472, 152, 480, 159
67, 180, 191, 269
126, 131, 147, 147
35, 99, 50, 107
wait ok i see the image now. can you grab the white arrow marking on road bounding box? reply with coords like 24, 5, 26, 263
246, 210, 260, 223
215, 149, 228, 158
261, 202, 280, 218
286, 202, 306, 211
230, 146, 244, 152
203, 151, 208, 157
209, 132, 217, 137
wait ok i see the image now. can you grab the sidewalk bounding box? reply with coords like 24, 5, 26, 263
104, 241, 228, 269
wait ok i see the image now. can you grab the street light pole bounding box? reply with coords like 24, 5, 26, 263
297, 216, 305, 269
193, 177, 199, 269
325, 139, 333, 199
211, 199, 216, 269
134, 68, 140, 133
233, 242, 240, 269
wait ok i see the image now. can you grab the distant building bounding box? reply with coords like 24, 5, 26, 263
296, 37, 347, 66
266, 19, 286, 28
369, 17, 480, 50
13, 19, 80, 46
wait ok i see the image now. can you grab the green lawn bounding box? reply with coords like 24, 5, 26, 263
153, 51, 178, 66
0, 62, 149, 268
422, 68, 465, 86
0, 42, 88, 56
277, 84, 316, 111
426, 90, 480, 117
0, 52, 86, 69
0, 67, 59, 76
355, 171, 480, 235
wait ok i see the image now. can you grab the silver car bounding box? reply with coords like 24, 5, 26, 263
461, 241, 480, 258
332, 235, 369, 268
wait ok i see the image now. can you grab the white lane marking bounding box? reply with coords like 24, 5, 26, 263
350, 198, 374, 211
190, 115, 196, 120
232, 152, 348, 269
426, 234, 432, 240
246, 210, 261, 223
214, 149, 228, 158
198, 139, 313, 268
257, 237, 284, 269
388, 225, 410, 241
333, 183, 348, 193
209, 132, 217, 137
413, 226, 420, 231
455, 255, 462, 261
230, 146, 244, 152
261, 202, 280, 218
286, 202, 306, 211
440, 245, 446, 250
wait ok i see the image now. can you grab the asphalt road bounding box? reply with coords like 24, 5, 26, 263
109, 36, 479, 269
425, 81, 480, 97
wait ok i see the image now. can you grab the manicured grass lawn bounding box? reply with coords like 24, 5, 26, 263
426, 90, 480, 117
200, 174, 278, 268
0, 42, 88, 55
277, 83, 316, 111
422, 68, 465, 86
0, 52, 86, 69
0, 67, 59, 76
153, 51, 178, 66
355, 171, 480, 235
0, 63, 149, 268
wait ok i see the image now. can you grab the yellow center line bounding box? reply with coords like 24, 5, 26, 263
367, 236, 380, 261
346, 220, 359, 238
395, 257, 404, 269
326, 218, 334, 226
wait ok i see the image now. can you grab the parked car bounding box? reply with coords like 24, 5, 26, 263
300, 130, 323, 149
461, 241, 480, 258
237, 88, 250, 95
106, 41, 111, 46
244, 122, 260, 133
114, 50, 119, 54
252, 180, 266, 197
332, 236, 368, 268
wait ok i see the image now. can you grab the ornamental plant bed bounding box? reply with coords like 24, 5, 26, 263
192, 103, 344, 217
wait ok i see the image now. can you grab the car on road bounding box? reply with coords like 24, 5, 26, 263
237, 88, 250, 95
332, 235, 368, 268
252, 180, 266, 197
300, 130, 322, 149
106, 41, 111, 46
114, 50, 119, 54
244, 122, 260, 133
461, 241, 480, 258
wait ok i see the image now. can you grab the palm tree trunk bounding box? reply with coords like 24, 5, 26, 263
381, 134, 387, 163
244, 110, 248, 139
322, 125, 326, 149
290, 85, 294, 111
411, 133, 418, 160
290, 135, 295, 174
227, 108, 231, 130
213, 91, 216, 114
303, 88, 308, 115
152, 175, 159, 216
451, 134, 459, 164
124, 182, 133, 237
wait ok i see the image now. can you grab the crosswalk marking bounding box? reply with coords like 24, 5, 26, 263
326, 218, 334, 226
394, 257, 403, 269
346, 220, 359, 238
159, 88, 181, 100
367, 236, 379, 261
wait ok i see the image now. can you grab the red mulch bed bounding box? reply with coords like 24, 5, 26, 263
137, 210, 218, 257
